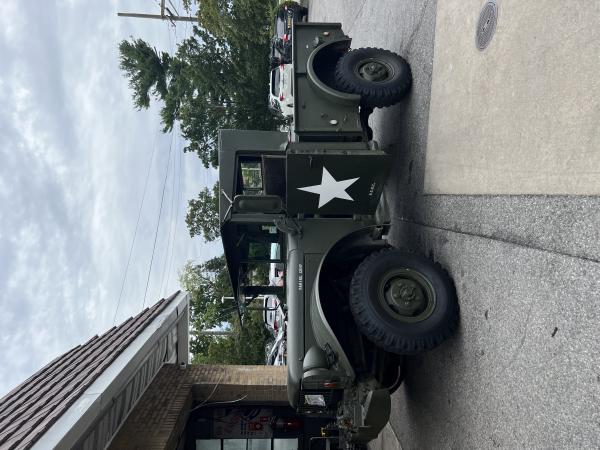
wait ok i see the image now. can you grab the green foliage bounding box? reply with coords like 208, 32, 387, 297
119, 0, 280, 168
131, 0, 283, 365
118, 39, 171, 110
179, 257, 234, 332
180, 257, 271, 365
186, 182, 220, 241
192, 309, 271, 365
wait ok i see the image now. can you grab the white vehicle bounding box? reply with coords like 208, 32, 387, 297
263, 243, 286, 334
268, 64, 294, 120
266, 324, 287, 366
263, 295, 285, 334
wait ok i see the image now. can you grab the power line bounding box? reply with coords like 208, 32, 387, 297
142, 130, 175, 309
165, 133, 183, 291
112, 124, 161, 326
159, 19, 183, 297
159, 132, 178, 296
167, 0, 180, 16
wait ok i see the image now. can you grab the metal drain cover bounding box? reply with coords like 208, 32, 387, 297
476, 1, 498, 50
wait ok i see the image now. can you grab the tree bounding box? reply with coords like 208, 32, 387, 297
180, 256, 272, 365
186, 182, 220, 241
192, 309, 271, 365
179, 257, 234, 332
119, 0, 279, 168
118, 39, 171, 111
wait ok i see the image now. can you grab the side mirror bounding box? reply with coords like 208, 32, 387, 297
233, 195, 283, 214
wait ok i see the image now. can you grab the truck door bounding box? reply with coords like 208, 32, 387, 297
286, 152, 390, 216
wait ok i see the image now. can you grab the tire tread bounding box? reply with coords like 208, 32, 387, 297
349, 248, 459, 354
334, 47, 412, 108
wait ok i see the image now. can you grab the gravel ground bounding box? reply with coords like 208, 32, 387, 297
310, 1, 600, 448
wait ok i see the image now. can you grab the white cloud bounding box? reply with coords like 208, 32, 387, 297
0, 0, 217, 396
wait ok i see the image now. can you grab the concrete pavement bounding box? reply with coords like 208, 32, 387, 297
425, 0, 600, 195
310, 1, 600, 448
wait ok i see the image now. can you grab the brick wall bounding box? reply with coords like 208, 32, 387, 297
188, 364, 287, 404
107, 364, 287, 450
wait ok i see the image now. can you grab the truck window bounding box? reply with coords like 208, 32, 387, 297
238, 159, 263, 195
262, 156, 286, 198
237, 223, 285, 297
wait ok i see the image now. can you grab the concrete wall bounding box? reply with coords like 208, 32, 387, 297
107, 364, 287, 450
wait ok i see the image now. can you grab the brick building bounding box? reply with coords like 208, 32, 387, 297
0, 292, 327, 450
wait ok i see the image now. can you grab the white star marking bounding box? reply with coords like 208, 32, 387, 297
297, 167, 360, 208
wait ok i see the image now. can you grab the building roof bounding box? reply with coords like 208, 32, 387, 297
0, 292, 183, 450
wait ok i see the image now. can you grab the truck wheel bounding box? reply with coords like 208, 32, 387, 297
334, 48, 412, 108
349, 249, 459, 354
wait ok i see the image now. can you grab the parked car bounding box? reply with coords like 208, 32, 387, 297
266, 325, 287, 366
270, 2, 308, 66
268, 63, 294, 120
263, 295, 285, 334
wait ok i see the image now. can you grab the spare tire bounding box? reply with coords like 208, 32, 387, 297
335, 47, 412, 108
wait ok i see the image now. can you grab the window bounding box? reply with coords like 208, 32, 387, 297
271, 69, 281, 97
273, 440, 298, 450
196, 440, 220, 450
196, 439, 298, 450
238, 160, 263, 196
236, 157, 263, 195
224, 439, 271, 450
237, 224, 282, 263
236, 224, 285, 299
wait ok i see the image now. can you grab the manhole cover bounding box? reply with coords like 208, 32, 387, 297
476, 1, 498, 50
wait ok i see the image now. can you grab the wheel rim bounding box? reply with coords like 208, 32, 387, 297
377, 268, 436, 322
355, 58, 394, 83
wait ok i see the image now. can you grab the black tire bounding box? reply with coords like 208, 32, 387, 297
349, 249, 459, 354
335, 47, 412, 108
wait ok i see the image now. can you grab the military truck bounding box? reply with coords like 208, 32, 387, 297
218, 22, 459, 449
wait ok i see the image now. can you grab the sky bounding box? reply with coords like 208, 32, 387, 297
0, 0, 221, 396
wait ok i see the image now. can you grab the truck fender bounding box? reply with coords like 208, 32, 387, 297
319, 225, 391, 276
309, 225, 391, 379
307, 38, 361, 106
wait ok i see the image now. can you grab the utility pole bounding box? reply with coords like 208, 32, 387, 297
118, 0, 197, 24
221, 296, 279, 312
199, 330, 233, 337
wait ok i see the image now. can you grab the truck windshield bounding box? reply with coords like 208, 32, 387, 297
238, 159, 263, 196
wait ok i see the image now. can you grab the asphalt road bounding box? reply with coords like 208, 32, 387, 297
310, 1, 600, 448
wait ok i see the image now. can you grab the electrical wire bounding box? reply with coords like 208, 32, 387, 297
187, 372, 250, 414
112, 124, 161, 326
191, 372, 224, 410
142, 130, 175, 309
165, 143, 183, 292
155, 17, 181, 300
158, 134, 178, 296
190, 395, 249, 413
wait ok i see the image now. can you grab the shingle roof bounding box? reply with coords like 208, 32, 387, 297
0, 292, 180, 450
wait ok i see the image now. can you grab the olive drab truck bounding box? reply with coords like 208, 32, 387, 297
218, 22, 459, 449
